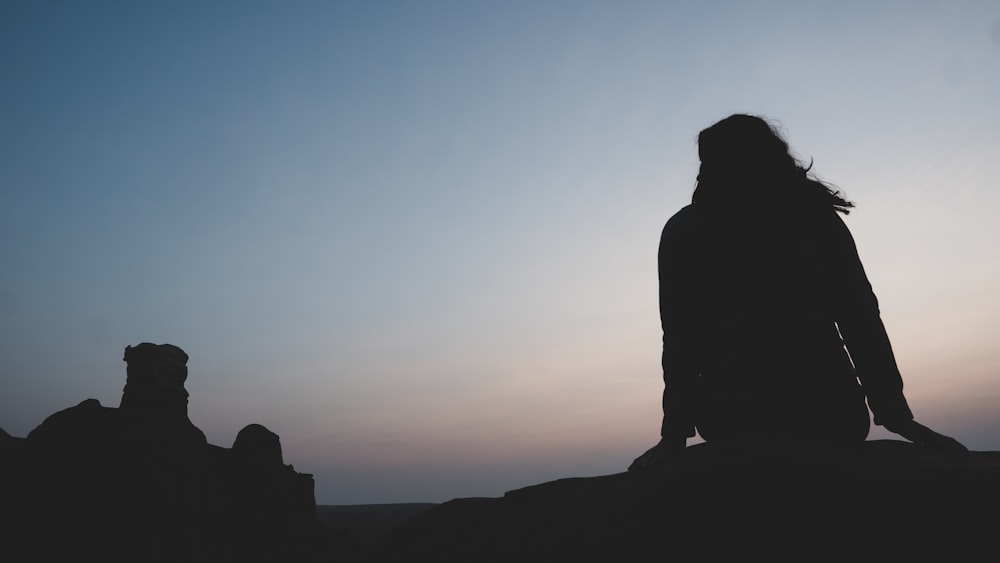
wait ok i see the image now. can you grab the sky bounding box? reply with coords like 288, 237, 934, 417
2, 0, 999, 505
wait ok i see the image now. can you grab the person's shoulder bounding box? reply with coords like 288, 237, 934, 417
813, 207, 852, 238
662, 204, 703, 236
659, 204, 706, 255
667, 203, 703, 226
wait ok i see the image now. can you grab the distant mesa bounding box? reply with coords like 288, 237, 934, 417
1, 342, 335, 563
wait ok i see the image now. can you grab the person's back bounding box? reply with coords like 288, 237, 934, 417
630, 114, 966, 470
660, 202, 870, 443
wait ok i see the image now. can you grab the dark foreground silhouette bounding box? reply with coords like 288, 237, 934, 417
631, 114, 966, 470
368, 439, 1000, 561
2, 343, 997, 562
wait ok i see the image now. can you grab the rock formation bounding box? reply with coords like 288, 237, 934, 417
120, 342, 191, 414
1, 343, 333, 563
234, 423, 285, 467
365, 439, 1000, 562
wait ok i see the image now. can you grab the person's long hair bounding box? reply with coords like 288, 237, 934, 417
692, 114, 853, 215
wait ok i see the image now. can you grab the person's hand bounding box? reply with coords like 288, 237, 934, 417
884, 419, 969, 456
628, 436, 686, 471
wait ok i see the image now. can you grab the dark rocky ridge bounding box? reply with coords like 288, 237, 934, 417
1, 343, 339, 562
365, 439, 1000, 561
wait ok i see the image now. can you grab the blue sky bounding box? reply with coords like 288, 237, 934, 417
2, 1, 999, 504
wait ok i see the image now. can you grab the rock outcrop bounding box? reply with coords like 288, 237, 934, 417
1, 343, 333, 563
119, 342, 191, 414
366, 439, 1000, 561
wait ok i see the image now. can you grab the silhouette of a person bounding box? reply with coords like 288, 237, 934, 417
630, 114, 966, 469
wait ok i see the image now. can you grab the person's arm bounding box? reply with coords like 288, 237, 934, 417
658, 210, 700, 445
628, 210, 700, 471
830, 213, 967, 454
828, 212, 913, 426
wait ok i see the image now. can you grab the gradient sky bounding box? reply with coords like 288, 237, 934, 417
2, 1, 999, 504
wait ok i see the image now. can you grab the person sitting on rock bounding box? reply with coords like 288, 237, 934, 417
630, 114, 967, 470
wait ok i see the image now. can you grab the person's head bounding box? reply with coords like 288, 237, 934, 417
693, 114, 853, 214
